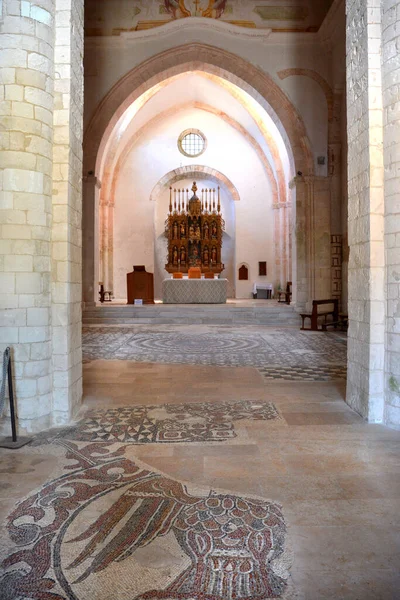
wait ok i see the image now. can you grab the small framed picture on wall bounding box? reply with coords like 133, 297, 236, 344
258, 261, 267, 276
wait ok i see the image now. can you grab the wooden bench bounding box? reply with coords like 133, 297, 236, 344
322, 313, 348, 331
278, 281, 292, 304
300, 299, 339, 331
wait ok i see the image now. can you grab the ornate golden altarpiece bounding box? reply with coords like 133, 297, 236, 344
165, 182, 225, 274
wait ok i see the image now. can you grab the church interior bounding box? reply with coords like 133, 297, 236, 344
0, 0, 400, 598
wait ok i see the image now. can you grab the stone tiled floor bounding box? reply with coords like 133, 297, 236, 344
1, 327, 400, 599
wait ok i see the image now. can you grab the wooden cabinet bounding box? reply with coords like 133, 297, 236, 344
126, 266, 154, 304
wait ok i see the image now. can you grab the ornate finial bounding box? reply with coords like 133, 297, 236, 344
192, 182, 197, 193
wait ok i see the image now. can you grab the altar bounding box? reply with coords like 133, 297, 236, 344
162, 278, 227, 304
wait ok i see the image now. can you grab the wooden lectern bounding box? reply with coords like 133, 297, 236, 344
127, 266, 154, 304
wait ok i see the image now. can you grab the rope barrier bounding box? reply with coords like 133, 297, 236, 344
0, 347, 11, 417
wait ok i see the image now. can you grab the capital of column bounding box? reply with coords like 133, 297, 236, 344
83, 174, 102, 189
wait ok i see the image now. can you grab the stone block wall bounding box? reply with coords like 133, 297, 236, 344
0, 0, 56, 430
0, 0, 84, 432
382, 0, 400, 427
346, 0, 386, 421
346, 0, 400, 427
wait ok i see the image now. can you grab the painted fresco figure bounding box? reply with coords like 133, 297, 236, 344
202, 0, 227, 19
164, 0, 191, 19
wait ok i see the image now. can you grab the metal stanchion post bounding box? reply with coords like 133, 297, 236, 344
0, 347, 32, 449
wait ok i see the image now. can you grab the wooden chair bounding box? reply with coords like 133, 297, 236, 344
300, 299, 339, 331
278, 281, 292, 304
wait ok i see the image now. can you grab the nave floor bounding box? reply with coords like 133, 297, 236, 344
0, 325, 399, 599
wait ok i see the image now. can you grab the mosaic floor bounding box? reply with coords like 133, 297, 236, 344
83, 326, 347, 381
32, 400, 282, 445
1, 359, 400, 599
0, 442, 288, 600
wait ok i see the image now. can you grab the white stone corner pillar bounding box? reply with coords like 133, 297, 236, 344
83, 175, 101, 307
51, 0, 84, 425
346, 0, 385, 421
0, 0, 56, 432
382, 0, 400, 427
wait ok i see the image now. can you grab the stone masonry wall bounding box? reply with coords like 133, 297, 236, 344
382, 0, 400, 427
346, 0, 386, 421
0, 0, 84, 433
51, 0, 83, 425
0, 0, 56, 431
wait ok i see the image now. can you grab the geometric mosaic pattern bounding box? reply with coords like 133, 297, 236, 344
258, 364, 347, 381
0, 442, 288, 600
33, 400, 282, 445
83, 326, 347, 380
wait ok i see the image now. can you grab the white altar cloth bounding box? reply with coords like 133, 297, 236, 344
163, 279, 227, 304
253, 282, 274, 297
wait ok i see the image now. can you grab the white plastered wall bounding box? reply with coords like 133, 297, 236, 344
112, 108, 275, 300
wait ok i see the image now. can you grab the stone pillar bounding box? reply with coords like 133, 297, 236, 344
291, 176, 332, 311
331, 234, 343, 305
346, 0, 385, 421
51, 0, 84, 424
83, 175, 101, 306
273, 203, 281, 288
313, 177, 332, 300
107, 201, 114, 294
0, 0, 56, 432
291, 177, 308, 311
329, 91, 344, 307
382, 0, 400, 427
99, 198, 114, 294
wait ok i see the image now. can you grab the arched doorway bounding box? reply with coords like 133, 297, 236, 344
82, 45, 314, 308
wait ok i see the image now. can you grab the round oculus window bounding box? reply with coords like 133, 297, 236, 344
178, 129, 207, 157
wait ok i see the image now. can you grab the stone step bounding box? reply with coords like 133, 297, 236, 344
83, 303, 301, 326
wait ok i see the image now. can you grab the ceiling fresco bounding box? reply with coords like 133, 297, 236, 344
84, 0, 335, 36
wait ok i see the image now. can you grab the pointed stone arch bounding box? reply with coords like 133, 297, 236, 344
150, 166, 240, 203
83, 43, 314, 178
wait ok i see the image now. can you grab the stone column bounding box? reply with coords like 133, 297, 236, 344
273, 202, 281, 289
382, 0, 400, 427
346, 0, 385, 421
83, 175, 101, 306
107, 201, 114, 294
0, 0, 56, 432
291, 177, 308, 311
313, 177, 332, 300
51, 0, 84, 425
99, 198, 114, 294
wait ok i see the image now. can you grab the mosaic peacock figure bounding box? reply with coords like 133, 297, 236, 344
67, 473, 287, 599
